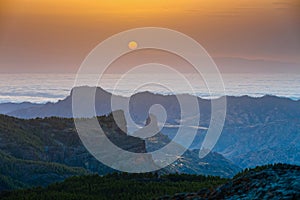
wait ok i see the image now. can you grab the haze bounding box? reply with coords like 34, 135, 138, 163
0, 0, 299, 73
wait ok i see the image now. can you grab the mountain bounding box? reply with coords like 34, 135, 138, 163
0, 110, 146, 165
7, 86, 201, 123
0, 150, 87, 191
0, 111, 149, 190
144, 115, 240, 177
0, 102, 41, 115
159, 163, 300, 199
0, 111, 240, 190
6, 86, 300, 169
212, 96, 300, 168
7, 87, 121, 119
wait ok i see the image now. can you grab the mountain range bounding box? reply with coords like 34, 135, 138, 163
0, 111, 240, 190
0, 102, 42, 115
1, 86, 299, 169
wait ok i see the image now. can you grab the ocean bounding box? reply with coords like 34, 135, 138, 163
0, 73, 299, 103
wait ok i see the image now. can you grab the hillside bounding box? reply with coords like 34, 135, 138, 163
0, 150, 87, 191
144, 116, 239, 177
0, 172, 228, 200
0, 112, 240, 190
0, 111, 146, 190
1, 164, 298, 200
159, 163, 300, 199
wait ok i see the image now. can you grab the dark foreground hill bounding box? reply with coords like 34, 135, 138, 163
0, 164, 298, 200
158, 163, 300, 200
0, 173, 227, 200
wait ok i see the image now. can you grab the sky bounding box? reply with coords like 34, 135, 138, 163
0, 0, 299, 73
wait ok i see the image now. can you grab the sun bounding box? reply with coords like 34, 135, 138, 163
128, 41, 138, 50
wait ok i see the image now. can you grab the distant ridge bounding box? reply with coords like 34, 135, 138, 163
0, 102, 42, 115
4, 86, 300, 119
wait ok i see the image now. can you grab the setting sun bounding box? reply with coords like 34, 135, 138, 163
128, 41, 138, 50
0, 0, 299, 198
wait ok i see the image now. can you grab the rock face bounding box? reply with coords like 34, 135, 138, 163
158, 164, 300, 200
98, 110, 147, 154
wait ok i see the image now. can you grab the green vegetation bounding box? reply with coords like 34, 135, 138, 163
0, 173, 227, 200
0, 150, 87, 190
233, 163, 299, 179
1, 163, 299, 200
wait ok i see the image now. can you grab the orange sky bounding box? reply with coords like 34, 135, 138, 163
0, 0, 299, 73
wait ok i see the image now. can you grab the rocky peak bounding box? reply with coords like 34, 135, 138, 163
145, 113, 159, 132
131, 114, 160, 139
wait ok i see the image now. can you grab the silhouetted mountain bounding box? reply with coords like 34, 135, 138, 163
0, 102, 41, 114
7, 87, 123, 119
6, 86, 300, 169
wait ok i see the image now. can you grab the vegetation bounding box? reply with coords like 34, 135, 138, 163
0, 172, 227, 200
233, 163, 300, 179
0, 150, 87, 190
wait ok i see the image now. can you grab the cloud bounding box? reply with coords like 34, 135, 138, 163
214, 56, 300, 73
272, 0, 300, 11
